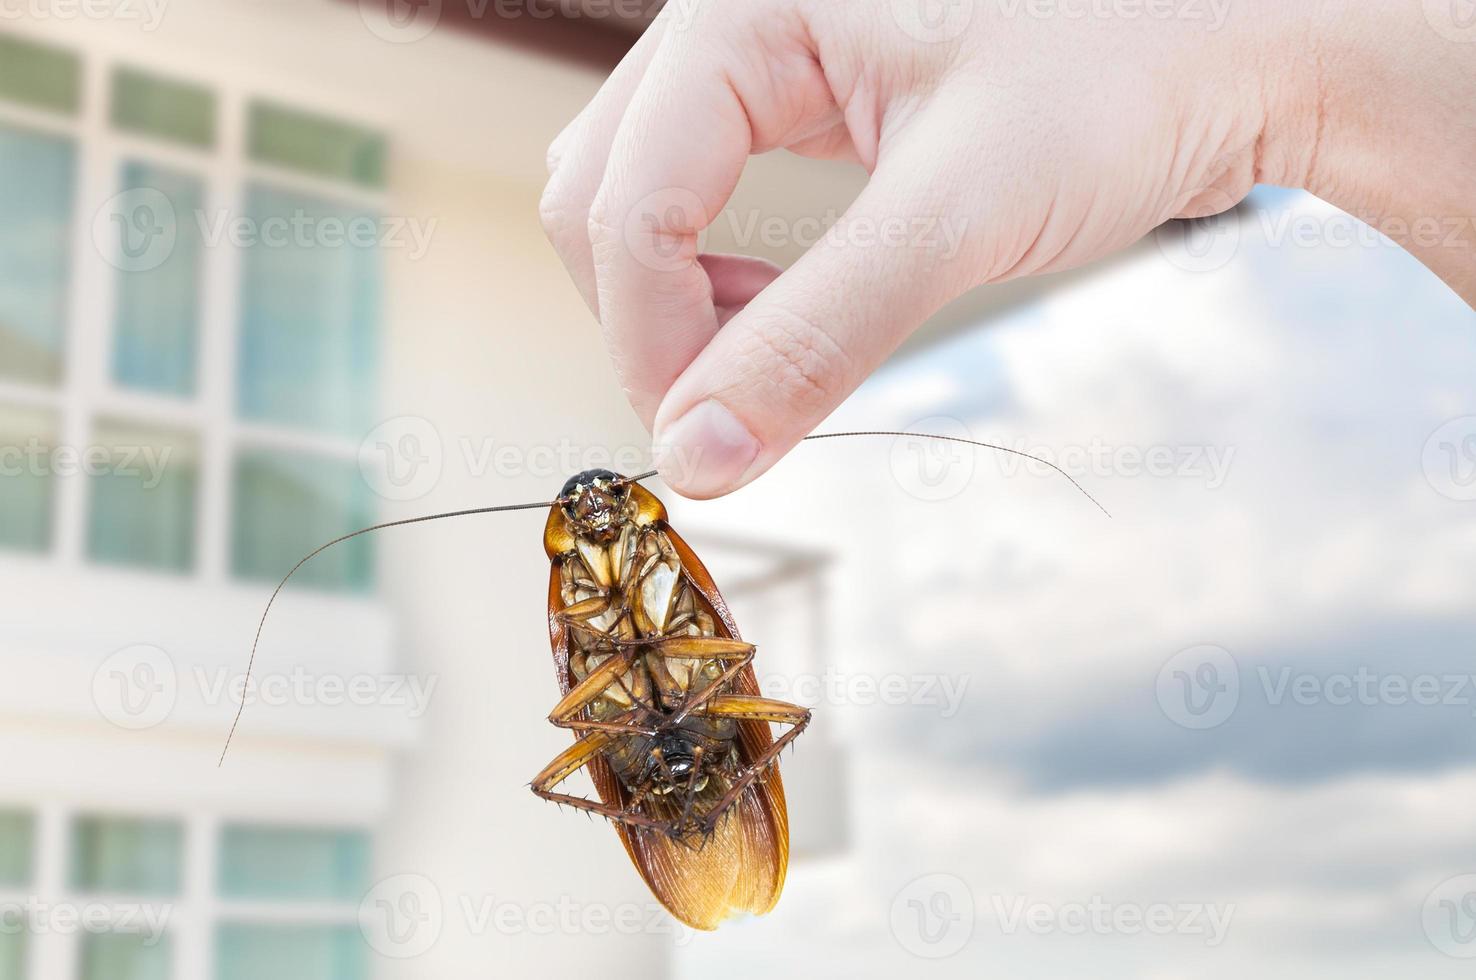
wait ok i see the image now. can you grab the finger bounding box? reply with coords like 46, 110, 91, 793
587, 15, 841, 427
651, 129, 976, 498
539, 19, 667, 314
703, 253, 783, 327
699, 252, 783, 314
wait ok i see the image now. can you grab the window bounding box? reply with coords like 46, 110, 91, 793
0, 934, 22, 980
0, 811, 34, 887
236, 184, 379, 438
0, 812, 32, 980
0, 34, 387, 980
217, 825, 371, 980
70, 816, 184, 896
111, 161, 205, 397
111, 67, 216, 150
0, 406, 57, 552
0, 125, 74, 386
0, 33, 382, 591
0, 35, 79, 116
87, 420, 201, 573
232, 448, 373, 591
233, 448, 374, 593
216, 925, 363, 980
219, 825, 370, 902
79, 932, 172, 980
247, 102, 384, 189
0, 811, 373, 980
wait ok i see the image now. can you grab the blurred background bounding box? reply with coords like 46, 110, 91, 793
0, 1, 1473, 978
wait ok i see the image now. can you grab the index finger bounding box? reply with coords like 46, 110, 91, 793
585, 30, 754, 428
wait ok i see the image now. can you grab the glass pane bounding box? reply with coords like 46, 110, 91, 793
0, 34, 80, 115
80, 932, 170, 980
71, 816, 183, 896
219, 825, 370, 902
86, 420, 199, 572
0, 931, 25, 980
112, 162, 204, 396
0, 811, 33, 887
247, 102, 384, 188
0, 406, 56, 553
111, 67, 216, 149
231, 449, 373, 592
216, 925, 364, 980
236, 184, 379, 436
0, 125, 75, 385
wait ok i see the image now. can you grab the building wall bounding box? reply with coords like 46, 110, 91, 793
0, 2, 666, 977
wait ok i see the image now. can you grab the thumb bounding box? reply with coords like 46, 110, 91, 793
651, 143, 976, 498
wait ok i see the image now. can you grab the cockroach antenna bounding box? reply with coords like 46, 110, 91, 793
218, 497, 557, 767
220, 427, 1108, 766
800, 430, 1112, 518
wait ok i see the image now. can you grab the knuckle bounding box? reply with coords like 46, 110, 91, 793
546, 113, 585, 177
738, 306, 850, 415
538, 181, 580, 244
585, 193, 620, 248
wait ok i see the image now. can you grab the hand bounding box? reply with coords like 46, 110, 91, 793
540, 0, 1476, 498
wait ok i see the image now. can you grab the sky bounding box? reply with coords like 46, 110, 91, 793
665, 188, 1476, 979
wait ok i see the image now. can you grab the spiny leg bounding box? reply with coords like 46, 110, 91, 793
694, 695, 811, 832
547, 645, 660, 737
530, 734, 678, 834
639, 636, 756, 725
677, 743, 705, 829
559, 621, 665, 715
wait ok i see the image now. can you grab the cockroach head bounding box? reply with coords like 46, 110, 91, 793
558, 468, 631, 541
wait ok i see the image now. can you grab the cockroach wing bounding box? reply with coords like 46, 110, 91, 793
544, 487, 790, 931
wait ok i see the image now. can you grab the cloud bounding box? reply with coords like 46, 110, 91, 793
667, 191, 1476, 978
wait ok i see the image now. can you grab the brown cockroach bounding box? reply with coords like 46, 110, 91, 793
221, 431, 1107, 930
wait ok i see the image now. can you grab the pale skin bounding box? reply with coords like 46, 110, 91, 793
539, 0, 1476, 499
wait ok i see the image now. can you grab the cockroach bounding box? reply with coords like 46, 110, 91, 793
220, 430, 1107, 930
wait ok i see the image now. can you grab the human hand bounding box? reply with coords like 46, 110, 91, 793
540, 0, 1476, 498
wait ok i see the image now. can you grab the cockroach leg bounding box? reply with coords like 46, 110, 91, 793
548, 646, 666, 737
668, 655, 755, 727
558, 593, 613, 621
641, 639, 756, 726
693, 695, 811, 834
677, 744, 705, 828
636, 635, 754, 657
546, 646, 642, 726
531, 738, 686, 834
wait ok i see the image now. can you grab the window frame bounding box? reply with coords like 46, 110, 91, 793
0, 803, 373, 980
0, 29, 390, 587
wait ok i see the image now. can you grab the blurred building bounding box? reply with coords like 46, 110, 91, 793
0, 3, 873, 977
0, 4, 659, 978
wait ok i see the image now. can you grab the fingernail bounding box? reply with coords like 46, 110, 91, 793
653, 400, 760, 498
